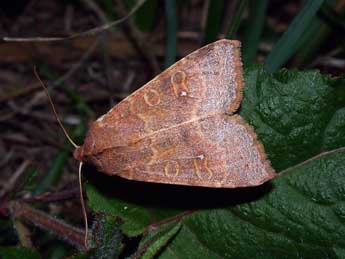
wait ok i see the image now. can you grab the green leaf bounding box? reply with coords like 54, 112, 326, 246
86, 184, 180, 237
240, 66, 345, 171
322, 107, 345, 149
157, 147, 345, 258
0, 247, 40, 259
265, 0, 325, 72
87, 184, 150, 237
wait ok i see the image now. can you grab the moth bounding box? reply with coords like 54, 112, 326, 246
72, 39, 276, 188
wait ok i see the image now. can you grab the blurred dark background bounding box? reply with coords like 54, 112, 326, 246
0, 0, 344, 257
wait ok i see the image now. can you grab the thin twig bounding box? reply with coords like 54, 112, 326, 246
3, 0, 147, 42
0, 160, 31, 198
21, 187, 80, 203
13, 220, 33, 248
122, 70, 136, 94
0, 85, 41, 103
0, 149, 14, 169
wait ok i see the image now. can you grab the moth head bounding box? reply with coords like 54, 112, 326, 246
73, 146, 84, 162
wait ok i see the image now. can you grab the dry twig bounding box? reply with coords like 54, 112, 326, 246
3, 0, 147, 42
0, 160, 31, 198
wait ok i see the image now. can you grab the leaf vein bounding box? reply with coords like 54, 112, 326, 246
229, 207, 339, 251
183, 223, 223, 259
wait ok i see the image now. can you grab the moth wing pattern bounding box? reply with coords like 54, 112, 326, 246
74, 39, 277, 188
79, 40, 243, 157
98, 115, 275, 188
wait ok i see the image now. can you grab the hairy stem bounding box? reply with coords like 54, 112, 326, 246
9, 201, 86, 250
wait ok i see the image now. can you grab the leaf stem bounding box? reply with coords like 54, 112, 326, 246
9, 201, 86, 250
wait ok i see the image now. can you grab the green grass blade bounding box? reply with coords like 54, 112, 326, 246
125, 0, 158, 32
293, 2, 345, 67
242, 0, 268, 64
134, 0, 158, 32
226, 0, 248, 39
292, 16, 330, 67
204, 0, 224, 43
164, 0, 177, 68
265, 0, 325, 72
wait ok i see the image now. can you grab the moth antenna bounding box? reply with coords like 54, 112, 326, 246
33, 66, 79, 149
78, 162, 89, 248
35, 67, 88, 246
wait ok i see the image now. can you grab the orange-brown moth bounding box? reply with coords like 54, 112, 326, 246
73, 39, 276, 188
